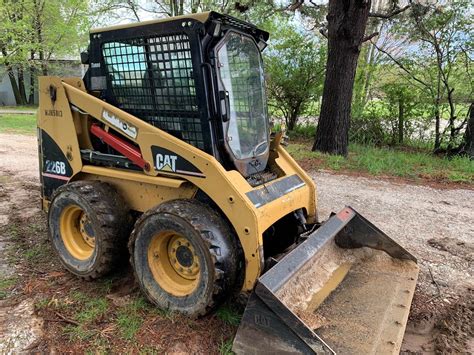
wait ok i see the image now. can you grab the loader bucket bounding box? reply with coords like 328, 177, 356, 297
233, 206, 419, 354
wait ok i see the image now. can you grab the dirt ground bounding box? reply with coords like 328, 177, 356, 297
1, 132, 473, 353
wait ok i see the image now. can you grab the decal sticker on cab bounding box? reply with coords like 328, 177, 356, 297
151, 146, 205, 178
102, 110, 138, 139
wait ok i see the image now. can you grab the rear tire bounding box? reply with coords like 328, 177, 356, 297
129, 199, 240, 317
48, 181, 131, 280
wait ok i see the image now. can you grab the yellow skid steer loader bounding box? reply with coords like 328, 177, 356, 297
38, 12, 418, 353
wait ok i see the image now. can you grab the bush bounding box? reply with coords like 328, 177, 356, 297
350, 116, 388, 145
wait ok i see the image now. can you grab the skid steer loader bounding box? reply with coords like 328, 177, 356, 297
38, 11, 419, 353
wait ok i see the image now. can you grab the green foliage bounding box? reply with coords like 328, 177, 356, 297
0, 0, 90, 66
287, 124, 317, 139
374, 0, 473, 150
0, 114, 37, 134
0, 0, 90, 104
263, 15, 326, 130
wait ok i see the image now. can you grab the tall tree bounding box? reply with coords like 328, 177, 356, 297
372, 0, 473, 151
311, 0, 410, 155
0, 0, 89, 105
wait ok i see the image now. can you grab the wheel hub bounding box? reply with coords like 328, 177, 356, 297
79, 213, 95, 248
148, 232, 200, 297
60, 205, 95, 260
168, 236, 199, 280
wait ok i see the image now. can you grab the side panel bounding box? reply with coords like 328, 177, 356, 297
39, 129, 74, 198
38, 77, 83, 201
77, 171, 197, 212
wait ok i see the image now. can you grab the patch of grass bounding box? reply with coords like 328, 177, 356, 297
0, 105, 37, 111
87, 337, 111, 354
59, 292, 110, 342
139, 346, 161, 354
0, 276, 17, 299
116, 310, 143, 340
219, 339, 234, 355
115, 296, 151, 341
74, 297, 109, 324
5, 224, 20, 240
216, 304, 242, 326
63, 324, 98, 342
35, 296, 51, 310
24, 243, 51, 263
287, 142, 474, 184
0, 113, 36, 134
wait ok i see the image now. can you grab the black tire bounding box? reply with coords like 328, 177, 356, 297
129, 199, 241, 317
48, 181, 131, 280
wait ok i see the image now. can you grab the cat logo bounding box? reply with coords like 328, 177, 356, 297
155, 153, 178, 172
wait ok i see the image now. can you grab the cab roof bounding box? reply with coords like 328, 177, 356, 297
90, 11, 269, 41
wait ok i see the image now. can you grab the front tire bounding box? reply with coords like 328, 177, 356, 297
130, 199, 240, 317
48, 181, 131, 280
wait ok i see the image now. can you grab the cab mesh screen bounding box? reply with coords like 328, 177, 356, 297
102, 34, 204, 150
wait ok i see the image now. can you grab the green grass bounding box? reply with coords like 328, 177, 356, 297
0, 113, 36, 134
24, 243, 52, 263
58, 292, 110, 342
116, 310, 142, 341
219, 339, 234, 355
74, 297, 109, 324
115, 296, 151, 341
63, 324, 98, 342
216, 304, 242, 326
0, 105, 37, 111
0, 276, 17, 299
287, 142, 474, 184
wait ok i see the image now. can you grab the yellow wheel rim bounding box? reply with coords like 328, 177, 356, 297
148, 232, 200, 297
60, 205, 95, 260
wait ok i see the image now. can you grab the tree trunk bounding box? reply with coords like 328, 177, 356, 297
1, 46, 24, 105
29, 66, 35, 105
447, 88, 456, 149
398, 96, 404, 144
434, 105, 441, 150
6, 68, 25, 105
17, 67, 28, 105
313, 0, 371, 156
459, 103, 473, 159
287, 111, 298, 131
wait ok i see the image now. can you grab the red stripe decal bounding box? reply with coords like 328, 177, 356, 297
42, 172, 70, 181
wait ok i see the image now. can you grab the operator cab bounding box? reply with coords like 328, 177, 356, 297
82, 12, 270, 179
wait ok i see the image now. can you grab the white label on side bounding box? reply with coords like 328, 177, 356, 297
102, 110, 138, 139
